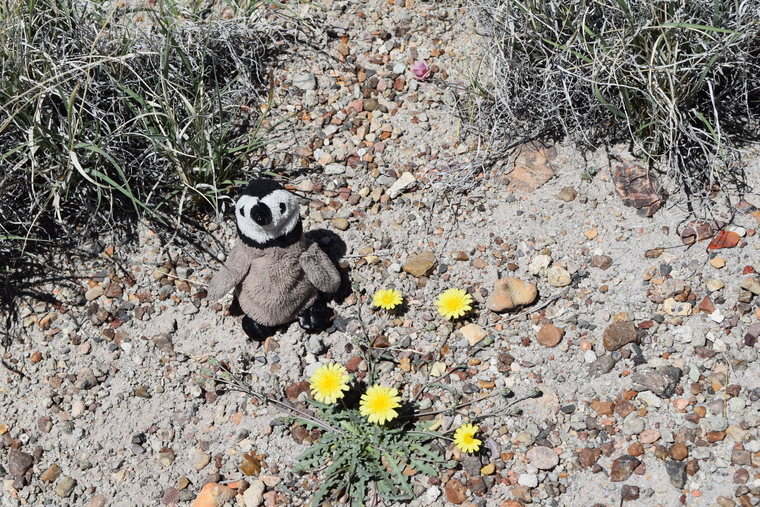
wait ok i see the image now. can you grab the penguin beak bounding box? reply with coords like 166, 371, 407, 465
250, 202, 272, 226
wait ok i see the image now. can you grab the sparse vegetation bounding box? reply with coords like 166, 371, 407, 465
0, 0, 283, 283
471, 0, 760, 207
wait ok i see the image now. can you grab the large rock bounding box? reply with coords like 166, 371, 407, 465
602, 320, 639, 351
402, 251, 437, 277
7, 449, 33, 478
505, 142, 556, 192
610, 455, 641, 482
631, 366, 682, 398
486, 278, 538, 312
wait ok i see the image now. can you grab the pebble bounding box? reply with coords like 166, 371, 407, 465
71, 400, 86, 418
621, 485, 640, 501
192, 483, 235, 507
710, 257, 726, 268
622, 414, 645, 435
639, 429, 661, 444
665, 460, 686, 489
602, 320, 638, 351
193, 450, 211, 471
517, 473, 538, 487
55, 476, 76, 498
41, 464, 62, 482
85, 286, 104, 301
486, 277, 538, 312
331, 218, 349, 231
537, 323, 564, 347
610, 455, 641, 482
7, 449, 33, 478
402, 251, 437, 277
555, 186, 577, 202
663, 298, 692, 316
588, 355, 616, 376
528, 254, 551, 275
387, 172, 417, 198
460, 323, 487, 346
292, 72, 316, 91
706, 279, 725, 292
444, 478, 468, 504
547, 265, 571, 287
591, 255, 613, 270
242, 479, 265, 507
526, 446, 559, 470
740, 275, 760, 295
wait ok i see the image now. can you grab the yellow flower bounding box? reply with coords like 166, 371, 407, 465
309, 363, 350, 404
372, 289, 403, 310
359, 385, 402, 424
453, 423, 482, 453
436, 288, 473, 320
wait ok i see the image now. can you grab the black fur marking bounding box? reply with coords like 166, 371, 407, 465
279, 202, 286, 214
239, 178, 284, 199
237, 220, 303, 249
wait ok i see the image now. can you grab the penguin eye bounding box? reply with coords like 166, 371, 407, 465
238, 206, 244, 216
279, 203, 286, 214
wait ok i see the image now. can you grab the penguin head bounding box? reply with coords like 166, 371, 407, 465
235, 179, 300, 246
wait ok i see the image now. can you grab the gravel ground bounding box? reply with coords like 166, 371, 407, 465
2, 1, 760, 506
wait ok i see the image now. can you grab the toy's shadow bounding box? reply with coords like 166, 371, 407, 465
306, 228, 352, 304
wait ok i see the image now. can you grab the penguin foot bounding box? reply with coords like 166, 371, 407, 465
242, 316, 276, 341
297, 301, 332, 333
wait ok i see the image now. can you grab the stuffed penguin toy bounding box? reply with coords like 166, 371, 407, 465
207, 179, 342, 340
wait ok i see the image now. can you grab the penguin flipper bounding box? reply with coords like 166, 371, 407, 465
207, 242, 253, 300
299, 242, 341, 294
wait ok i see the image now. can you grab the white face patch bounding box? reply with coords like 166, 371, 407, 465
235, 189, 299, 244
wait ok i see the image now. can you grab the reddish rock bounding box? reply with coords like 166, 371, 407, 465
669, 443, 688, 461
345, 356, 363, 372
505, 142, 556, 193
621, 484, 640, 501
707, 230, 740, 249
610, 455, 641, 482
734, 468, 749, 484
686, 459, 700, 476
444, 478, 468, 504
697, 296, 715, 314
191, 483, 235, 507
284, 381, 310, 402
537, 324, 564, 347
705, 431, 726, 443
578, 447, 601, 468
603, 321, 639, 351
590, 400, 615, 416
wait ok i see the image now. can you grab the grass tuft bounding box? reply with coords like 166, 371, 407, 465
470, 0, 760, 208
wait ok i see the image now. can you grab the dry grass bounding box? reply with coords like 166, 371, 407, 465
469, 0, 760, 209
0, 0, 298, 316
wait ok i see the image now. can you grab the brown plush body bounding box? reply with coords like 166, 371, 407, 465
207, 234, 340, 327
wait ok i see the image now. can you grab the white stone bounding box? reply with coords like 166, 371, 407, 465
529, 254, 552, 275
518, 473, 538, 487
243, 479, 265, 507
547, 265, 571, 287
387, 172, 417, 198
292, 73, 316, 91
